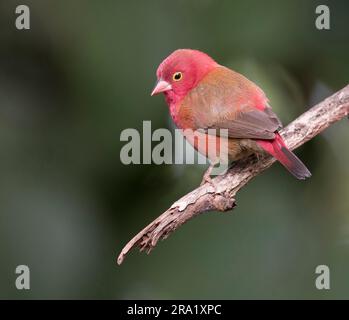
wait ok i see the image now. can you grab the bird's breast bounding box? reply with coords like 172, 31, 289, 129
168, 100, 195, 129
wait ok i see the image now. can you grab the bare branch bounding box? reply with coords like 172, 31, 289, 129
117, 85, 349, 265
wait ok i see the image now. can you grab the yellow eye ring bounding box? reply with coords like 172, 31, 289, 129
173, 72, 183, 81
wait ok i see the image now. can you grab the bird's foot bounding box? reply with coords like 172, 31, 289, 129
200, 165, 217, 191
200, 172, 213, 186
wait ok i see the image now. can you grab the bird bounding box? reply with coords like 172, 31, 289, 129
151, 49, 311, 184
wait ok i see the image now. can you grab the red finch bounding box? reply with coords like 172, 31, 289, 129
151, 49, 311, 182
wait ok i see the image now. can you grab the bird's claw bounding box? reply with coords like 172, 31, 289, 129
200, 165, 217, 192
200, 173, 213, 186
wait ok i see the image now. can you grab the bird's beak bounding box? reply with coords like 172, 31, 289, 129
151, 79, 172, 96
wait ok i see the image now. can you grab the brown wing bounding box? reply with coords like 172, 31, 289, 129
181, 66, 282, 140
203, 108, 281, 139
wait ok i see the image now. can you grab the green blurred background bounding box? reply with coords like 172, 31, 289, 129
0, 0, 348, 299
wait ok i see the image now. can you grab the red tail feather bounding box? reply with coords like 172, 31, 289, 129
257, 133, 311, 180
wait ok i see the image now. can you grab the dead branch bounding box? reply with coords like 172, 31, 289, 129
117, 85, 349, 265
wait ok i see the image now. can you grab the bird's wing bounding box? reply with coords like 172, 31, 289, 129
186, 66, 282, 140
202, 106, 282, 139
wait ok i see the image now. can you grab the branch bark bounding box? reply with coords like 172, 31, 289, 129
117, 85, 349, 265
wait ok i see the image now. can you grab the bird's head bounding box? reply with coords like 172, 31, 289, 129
151, 49, 218, 104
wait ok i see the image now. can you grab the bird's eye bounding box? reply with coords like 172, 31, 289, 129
173, 72, 183, 81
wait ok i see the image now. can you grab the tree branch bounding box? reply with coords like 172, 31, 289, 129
117, 85, 349, 265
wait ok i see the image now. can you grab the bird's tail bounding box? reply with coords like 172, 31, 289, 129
256, 133, 311, 180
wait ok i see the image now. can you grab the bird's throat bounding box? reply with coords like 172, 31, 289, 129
169, 102, 182, 128
164, 91, 184, 128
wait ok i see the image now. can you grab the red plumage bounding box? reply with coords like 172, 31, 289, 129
151, 49, 311, 180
